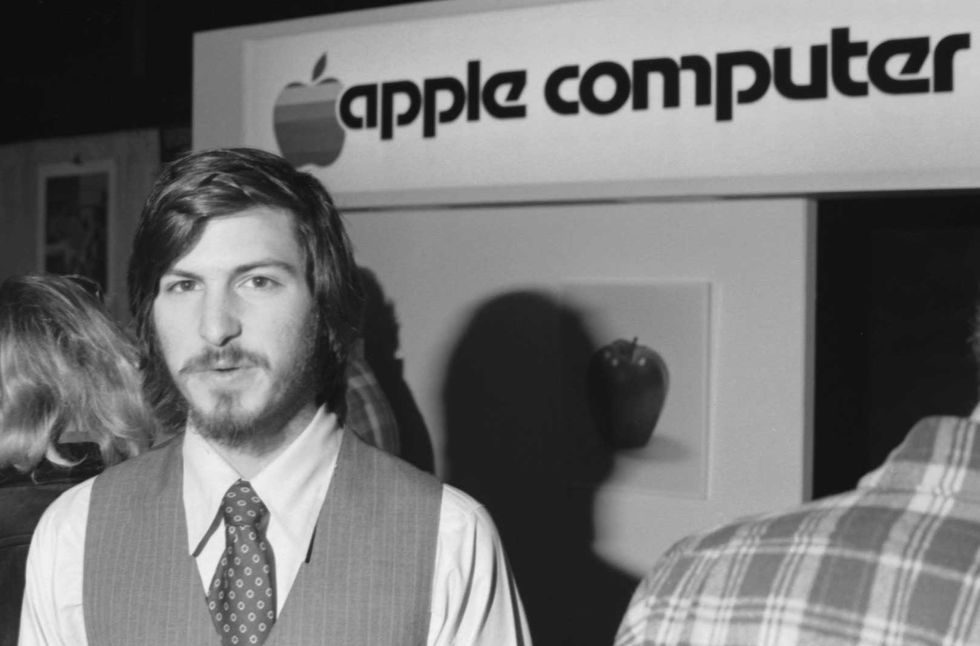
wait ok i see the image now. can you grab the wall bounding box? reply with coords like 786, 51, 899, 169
0, 130, 160, 322
337, 197, 813, 642
344, 198, 812, 569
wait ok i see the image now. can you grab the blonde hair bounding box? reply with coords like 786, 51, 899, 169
0, 273, 155, 473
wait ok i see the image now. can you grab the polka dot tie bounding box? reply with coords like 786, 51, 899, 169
207, 480, 276, 646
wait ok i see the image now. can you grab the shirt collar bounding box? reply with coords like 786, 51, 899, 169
182, 406, 344, 557
858, 415, 980, 501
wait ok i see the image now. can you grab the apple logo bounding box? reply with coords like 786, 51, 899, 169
273, 53, 346, 168
587, 337, 668, 449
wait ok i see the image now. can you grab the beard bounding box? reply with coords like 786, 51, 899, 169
177, 331, 322, 454
188, 387, 307, 452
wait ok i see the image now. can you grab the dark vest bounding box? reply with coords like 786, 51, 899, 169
84, 431, 442, 645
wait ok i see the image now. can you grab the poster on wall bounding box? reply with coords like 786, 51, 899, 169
37, 160, 115, 297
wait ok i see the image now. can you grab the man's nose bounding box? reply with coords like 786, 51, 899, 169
199, 289, 242, 346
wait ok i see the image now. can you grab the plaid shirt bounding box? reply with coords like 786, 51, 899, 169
345, 352, 401, 456
616, 416, 980, 646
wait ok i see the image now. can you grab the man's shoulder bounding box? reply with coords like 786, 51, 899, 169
93, 434, 182, 484
435, 484, 511, 552
669, 491, 865, 561
338, 433, 497, 537
626, 496, 868, 627
343, 429, 441, 489
87, 435, 183, 512
32, 475, 96, 547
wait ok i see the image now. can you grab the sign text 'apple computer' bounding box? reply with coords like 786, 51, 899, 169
335, 28, 970, 140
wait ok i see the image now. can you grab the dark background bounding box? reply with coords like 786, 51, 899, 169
815, 195, 980, 498
0, 0, 429, 146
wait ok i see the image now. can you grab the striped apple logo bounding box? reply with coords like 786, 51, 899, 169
273, 53, 345, 168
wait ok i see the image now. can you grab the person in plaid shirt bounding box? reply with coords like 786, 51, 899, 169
345, 339, 401, 455
615, 414, 980, 645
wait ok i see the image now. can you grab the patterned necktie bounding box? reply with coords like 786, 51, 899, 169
207, 479, 277, 646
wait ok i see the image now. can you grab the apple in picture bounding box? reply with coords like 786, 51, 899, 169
273, 53, 346, 168
587, 337, 667, 449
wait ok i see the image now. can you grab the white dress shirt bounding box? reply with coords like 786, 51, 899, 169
19, 407, 531, 645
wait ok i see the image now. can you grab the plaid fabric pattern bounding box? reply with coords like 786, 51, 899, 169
345, 353, 401, 455
616, 416, 980, 646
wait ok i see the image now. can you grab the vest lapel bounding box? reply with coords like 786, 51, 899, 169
267, 431, 442, 646
85, 437, 218, 646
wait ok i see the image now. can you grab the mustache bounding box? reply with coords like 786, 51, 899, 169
179, 346, 270, 374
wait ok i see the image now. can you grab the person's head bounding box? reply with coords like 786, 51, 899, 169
128, 147, 362, 447
0, 273, 154, 473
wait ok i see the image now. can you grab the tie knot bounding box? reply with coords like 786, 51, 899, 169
220, 479, 267, 527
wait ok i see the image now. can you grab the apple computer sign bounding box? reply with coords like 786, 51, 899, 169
273, 29, 971, 168
273, 53, 346, 168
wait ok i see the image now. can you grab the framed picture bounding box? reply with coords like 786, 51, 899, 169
37, 160, 116, 296
561, 280, 711, 499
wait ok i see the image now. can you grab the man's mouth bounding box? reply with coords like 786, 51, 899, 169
179, 348, 268, 376
189, 364, 259, 381
207, 364, 254, 373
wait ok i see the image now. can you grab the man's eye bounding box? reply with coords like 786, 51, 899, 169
245, 276, 277, 289
166, 280, 197, 293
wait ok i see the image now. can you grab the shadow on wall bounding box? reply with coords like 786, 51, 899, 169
442, 290, 639, 646
358, 267, 435, 473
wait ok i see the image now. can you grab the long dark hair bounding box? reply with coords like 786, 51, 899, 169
128, 147, 363, 432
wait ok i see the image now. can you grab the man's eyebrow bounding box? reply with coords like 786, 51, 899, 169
233, 260, 301, 277
160, 267, 201, 281
162, 260, 301, 279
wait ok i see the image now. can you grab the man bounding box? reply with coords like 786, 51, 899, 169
20, 147, 530, 645
615, 413, 980, 645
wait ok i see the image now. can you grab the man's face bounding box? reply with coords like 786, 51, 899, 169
152, 206, 319, 448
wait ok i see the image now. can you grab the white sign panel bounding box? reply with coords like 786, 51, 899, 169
233, 0, 980, 204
